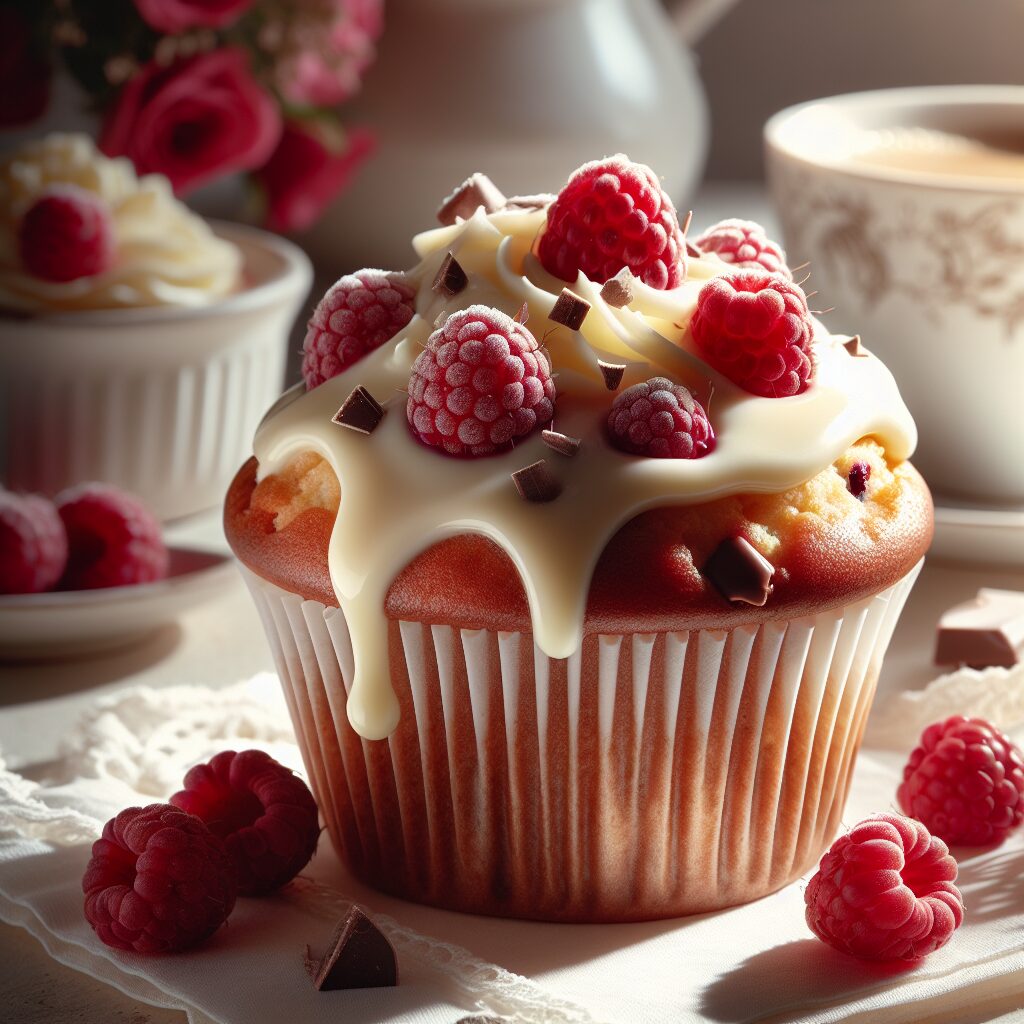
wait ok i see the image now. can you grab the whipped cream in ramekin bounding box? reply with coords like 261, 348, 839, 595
255, 204, 918, 740
0, 134, 240, 312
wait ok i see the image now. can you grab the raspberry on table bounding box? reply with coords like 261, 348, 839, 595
82, 803, 236, 954
693, 218, 791, 278
0, 489, 67, 594
536, 155, 687, 290
691, 270, 814, 398
607, 377, 714, 459
303, 269, 416, 389
406, 304, 555, 457
56, 483, 169, 591
18, 185, 115, 283
805, 812, 964, 961
171, 749, 320, 896
898, 715, 1024, 847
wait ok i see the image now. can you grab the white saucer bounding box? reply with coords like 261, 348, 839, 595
0, 547, 236, 659
932, 498, 1024, 568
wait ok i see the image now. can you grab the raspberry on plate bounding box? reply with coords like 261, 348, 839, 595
805, 812, 964, 961
691, 270, 814, 398
693, 218, 791, 278
898, 715, 1024, 847
57, 483, 169, 591
0, 489, 67, 594
303, 269, 416, 389
406, 304, 555, 457
171, 749, 320, 896
607, 377, 714, 459
82, 803, 236, 954
18, 185, 115, 283
537, 155, 687, 290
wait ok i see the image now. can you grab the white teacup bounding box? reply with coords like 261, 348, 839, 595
765, 86, 1024, 505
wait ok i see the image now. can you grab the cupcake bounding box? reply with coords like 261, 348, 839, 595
0, 133, 311, 519
225, 156, 931, 921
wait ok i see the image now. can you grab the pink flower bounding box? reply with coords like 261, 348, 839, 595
132, 0, 255, 33
100, 48, 281, 196
255, 120, 374, 233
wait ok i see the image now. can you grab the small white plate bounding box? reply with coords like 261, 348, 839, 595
0, 547, 236, 660
932, 498, 1024, 568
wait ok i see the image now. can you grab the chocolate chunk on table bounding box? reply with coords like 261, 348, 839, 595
935, 589, 1024, 668
437, 173, 507, 225
306, 906, 398, 991
512, 460, 562, 503
702, 536, 775, 607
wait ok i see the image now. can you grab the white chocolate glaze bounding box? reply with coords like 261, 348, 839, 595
0, 134, 240, 312
254, 206, 917, 740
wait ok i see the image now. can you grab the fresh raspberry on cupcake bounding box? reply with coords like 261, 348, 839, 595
18, 185, 115, 283
805, 812, 964, 961
303, 270, 416, 389
607, 377, 714, 458
537, 155, 687, 290
0, 489, 68, 594
406, 304, 555, 457
57, 483, 169, 590
691, 270, 814, 398
693, 218, 791, 278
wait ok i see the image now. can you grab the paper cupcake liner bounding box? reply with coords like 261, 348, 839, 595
241, 561, 922, 922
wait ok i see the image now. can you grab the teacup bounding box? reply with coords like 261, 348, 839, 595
765, 86, 1024, 505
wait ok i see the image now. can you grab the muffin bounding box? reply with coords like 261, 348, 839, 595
0, 133, 311, 519
225, 156, 931, 921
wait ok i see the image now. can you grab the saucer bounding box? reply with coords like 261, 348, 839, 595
0, 547, 236, 659
932, 497, 1024, 567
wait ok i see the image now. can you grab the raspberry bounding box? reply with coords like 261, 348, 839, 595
897, 716, 1024, 847
171, 750, 320, 896
303, 270, 415, 389
56, 483, 169, 591
407, 304, 555, 457
82, 804, 236, 954
18, 185, 115, 282
537, 155, 686, 290
0, 490, 67, 594
693, 218, 791, 278
607, 377, 714, 459
805, 813, 964, 961
691, 271, 814, 398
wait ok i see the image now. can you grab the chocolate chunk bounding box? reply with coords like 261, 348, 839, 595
598, 360, 626, 391
702, 536, 775, 607
843, 334, 867, 357
935, 589, 1024, 669
306, 906, 398, 991
541, 429, 581, 457
548, 288, 591, 331
503, 193, 555, 213
600, 267, 635, 308
513, 301, 529, 325
686, 240, 703, 259
332, 386, 385, 434
512, 460, 562, 503
432, 252, 468, 298
437, 173, 507, 226
847, 460, 870, 500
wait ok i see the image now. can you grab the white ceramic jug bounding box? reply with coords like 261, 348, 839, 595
302, 0, 737, 271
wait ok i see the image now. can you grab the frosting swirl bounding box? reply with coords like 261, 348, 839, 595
0, 134, 240, 312
254, 205, 918, 740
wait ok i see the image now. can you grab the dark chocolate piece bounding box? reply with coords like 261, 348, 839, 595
513, 301, 530, 325
548, 288, 591, 331
432, 252, 468, 298
843, 334, 867, 357
541, 429, 581, 457
306, 906, 398, 991
503, 193, 555, 213
332, 386, 385, 434
686, 240, 703, 259
512, 460, 562, 503
600, 267, 635, 308
847, 460, 871, 500
437, 173, 507, 226
598, 360, 626, 391
935, 589, 1024, 669
702, 536, 775, 607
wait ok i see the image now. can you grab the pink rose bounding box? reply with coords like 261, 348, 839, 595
100, 48, 281, 196
132, 0, 254, 33
255, 120, 374, 233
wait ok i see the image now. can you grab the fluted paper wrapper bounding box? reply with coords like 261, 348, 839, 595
241, 561, 922, 922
